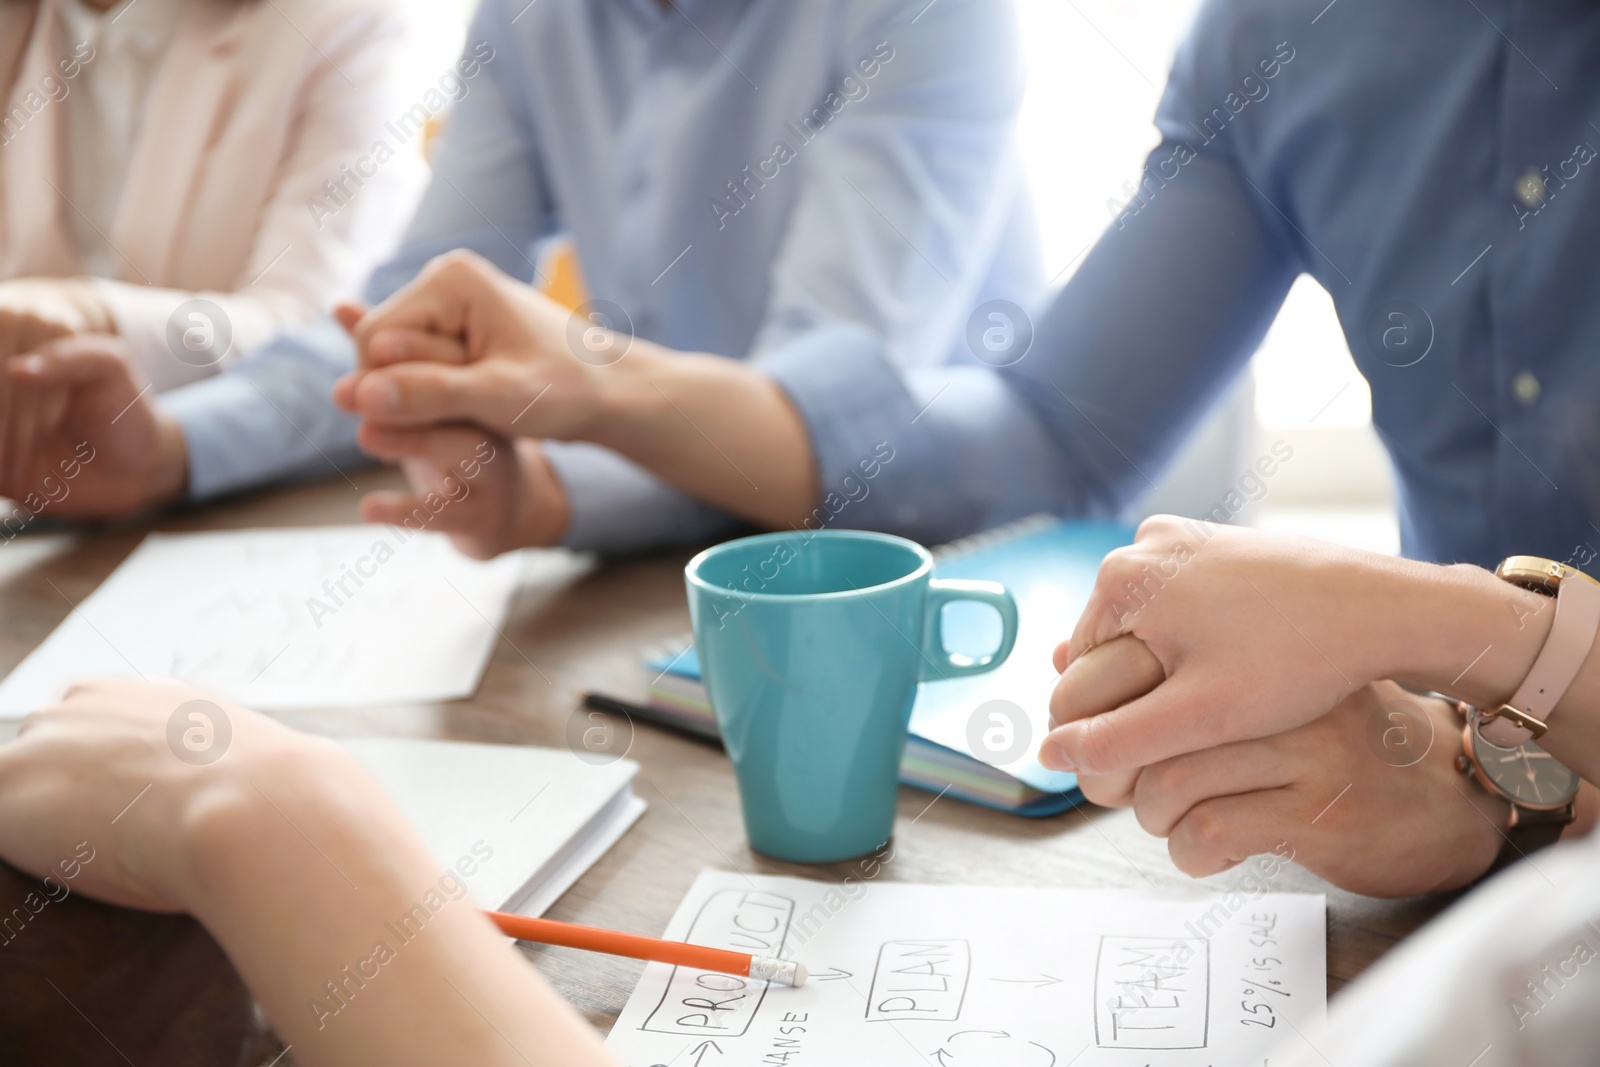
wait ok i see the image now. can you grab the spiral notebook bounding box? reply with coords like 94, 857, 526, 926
590, 517, 1134, 817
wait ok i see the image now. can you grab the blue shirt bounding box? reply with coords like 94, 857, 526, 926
805, 0, 1600, 567
161, 0, 1040, 553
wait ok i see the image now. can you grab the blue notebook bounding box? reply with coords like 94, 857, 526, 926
627, 516, 1135, 817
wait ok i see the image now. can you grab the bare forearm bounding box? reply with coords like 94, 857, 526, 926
587, 342, 819, 529
183, 750, 611, 1067
1381, 560, 1600, 783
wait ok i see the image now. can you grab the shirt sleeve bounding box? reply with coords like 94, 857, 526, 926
99, 3, 429, 392
763, 9, 1300, 544
369, 0, 737, 553
542, 442, 746, 554
161, 3, 556, 504
160, 317, 366, 500
564, 0, 1044, 554
363, 0, 556, 302
748, 0, 1038, 372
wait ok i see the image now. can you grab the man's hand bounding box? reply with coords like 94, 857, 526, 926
1, 337, 188, 519
1039, 516, 1446, 775
355, 423, 571, 558
331, 250, 820, 531
1062, 644, 1510, 897
331, 252, 610, 440
0, 278, 115, 359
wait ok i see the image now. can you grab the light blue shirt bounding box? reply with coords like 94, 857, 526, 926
791, 0, 1600, 567
161, 0, 1040, 552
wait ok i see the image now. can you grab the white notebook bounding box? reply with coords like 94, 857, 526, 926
339, 737, 645, 915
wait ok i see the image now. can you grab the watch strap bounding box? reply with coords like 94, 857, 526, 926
1480, 570, 1600, 747
1485, 804, 1574, 877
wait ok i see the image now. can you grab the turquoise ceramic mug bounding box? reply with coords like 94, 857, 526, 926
686, 530, 1018, 863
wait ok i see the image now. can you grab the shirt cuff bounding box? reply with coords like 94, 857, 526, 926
752, 323, 983, 543
159, 318, 367, 501
541, 440, 744, 555
92, 279, 263, 394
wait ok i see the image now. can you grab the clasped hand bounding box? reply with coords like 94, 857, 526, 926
1060, 636, 1504, 896
0, 278, 114, 361
331, 252, 607, 555
1043, 518, 1516, 896
1041, 516, 1421, 774
333, 250, 615, 441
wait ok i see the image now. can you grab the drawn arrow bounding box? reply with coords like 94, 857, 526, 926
933, 1031, 1012, 1067
811, 967, 854, 982
933, 1031, 1056, 1067
990, 974, 1062, 988
690, 1041, 723, 1066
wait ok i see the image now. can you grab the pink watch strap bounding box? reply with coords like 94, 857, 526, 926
1479, 573, 1600, 747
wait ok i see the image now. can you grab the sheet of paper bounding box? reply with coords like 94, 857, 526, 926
606, 871, 1325, 1067
0, 526, 529, 717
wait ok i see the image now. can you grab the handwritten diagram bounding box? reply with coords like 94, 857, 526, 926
866, 940, 971, 1022
608, 871, 1325, 1067
1093, 936, 1209, 1049
933, 1029, 1056, 1067
0, 527, 527, 716
644, 891, 795, 1037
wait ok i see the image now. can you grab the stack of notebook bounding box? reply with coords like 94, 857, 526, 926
590, 516, 1134, 817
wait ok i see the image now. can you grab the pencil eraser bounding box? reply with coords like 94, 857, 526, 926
792, 963, 808, 987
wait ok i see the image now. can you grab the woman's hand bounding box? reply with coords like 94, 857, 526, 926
0, 678, 336, 913
1041, 516, 1454, 775
0, 678, 617, 1066
0, 337, 189, 518
0, 278, 115, 360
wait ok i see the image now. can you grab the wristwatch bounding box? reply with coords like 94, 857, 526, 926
1476, 555, 1600, 747
1456, 701, 1578, 874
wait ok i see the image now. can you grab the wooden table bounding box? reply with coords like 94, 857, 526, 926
0, 473, 1454, 1065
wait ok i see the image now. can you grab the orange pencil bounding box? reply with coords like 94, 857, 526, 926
486, 910, 808, 987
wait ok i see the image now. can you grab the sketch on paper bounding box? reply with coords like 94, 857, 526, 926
607, 871, 1326, 1067
1093, 936, 1209, 1049
865, 940, 970, 1022
643, 890, 795, 1037
0, 526, 529, 715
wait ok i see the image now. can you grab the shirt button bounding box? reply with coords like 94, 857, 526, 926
1512, 370, 1542, 406
1515, 170, 1547, 209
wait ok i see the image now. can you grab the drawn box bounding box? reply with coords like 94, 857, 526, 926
641, 890, 795, 1037
1094, 935, 1210, 1049
865, 940, 971, 1022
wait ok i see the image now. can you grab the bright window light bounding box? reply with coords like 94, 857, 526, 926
1014, 0, 1372, 430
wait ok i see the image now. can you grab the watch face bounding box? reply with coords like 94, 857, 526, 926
1471, 730, 1580, 808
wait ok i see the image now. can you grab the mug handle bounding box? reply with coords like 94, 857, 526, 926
918, 579, 1019, 681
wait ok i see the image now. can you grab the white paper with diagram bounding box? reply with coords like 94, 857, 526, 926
0, 526, 533, 716
605, 870, 1326, 1067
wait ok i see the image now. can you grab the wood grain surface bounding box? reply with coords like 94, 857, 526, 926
0, 471, 1453, 1064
